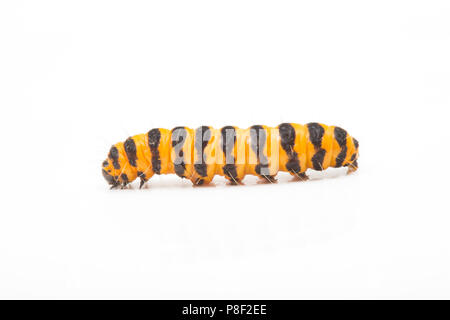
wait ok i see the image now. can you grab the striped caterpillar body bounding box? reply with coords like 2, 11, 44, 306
102, 123, 359, 189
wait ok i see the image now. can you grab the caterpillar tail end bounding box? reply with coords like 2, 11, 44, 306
347, 160, 358, 174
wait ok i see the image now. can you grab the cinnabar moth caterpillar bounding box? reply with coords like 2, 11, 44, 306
102, 123, 359, 189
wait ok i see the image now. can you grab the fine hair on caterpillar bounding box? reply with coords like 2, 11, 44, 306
102, 123, 359, 189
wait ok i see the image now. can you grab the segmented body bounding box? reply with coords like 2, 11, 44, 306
102, 123, 359, 188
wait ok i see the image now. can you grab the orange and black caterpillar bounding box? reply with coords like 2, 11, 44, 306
102, 123, 359, 189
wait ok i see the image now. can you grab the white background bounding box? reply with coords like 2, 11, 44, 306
0, 1, 449, 299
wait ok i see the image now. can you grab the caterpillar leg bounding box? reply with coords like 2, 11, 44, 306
192, 179, 217, 189
110, 183, 120, 190
114, 180, 129, 189
110, 180, 129, 189
227, 179, 243, 186
137, 171, 153, 189
291, 171, 309, 181
194, 178, 206, 186
222, 165, 243, 185
225, 176, 242, 185
257, 175, 277, 184
192, 177, 216, 186
139, 178, 147, 189
347, 160, 358, 174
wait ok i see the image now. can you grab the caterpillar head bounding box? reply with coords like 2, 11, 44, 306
102, 159, 120, 188
101, 145, 127, 189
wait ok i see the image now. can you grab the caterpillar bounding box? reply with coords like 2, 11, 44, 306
102, 123, 359, 189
